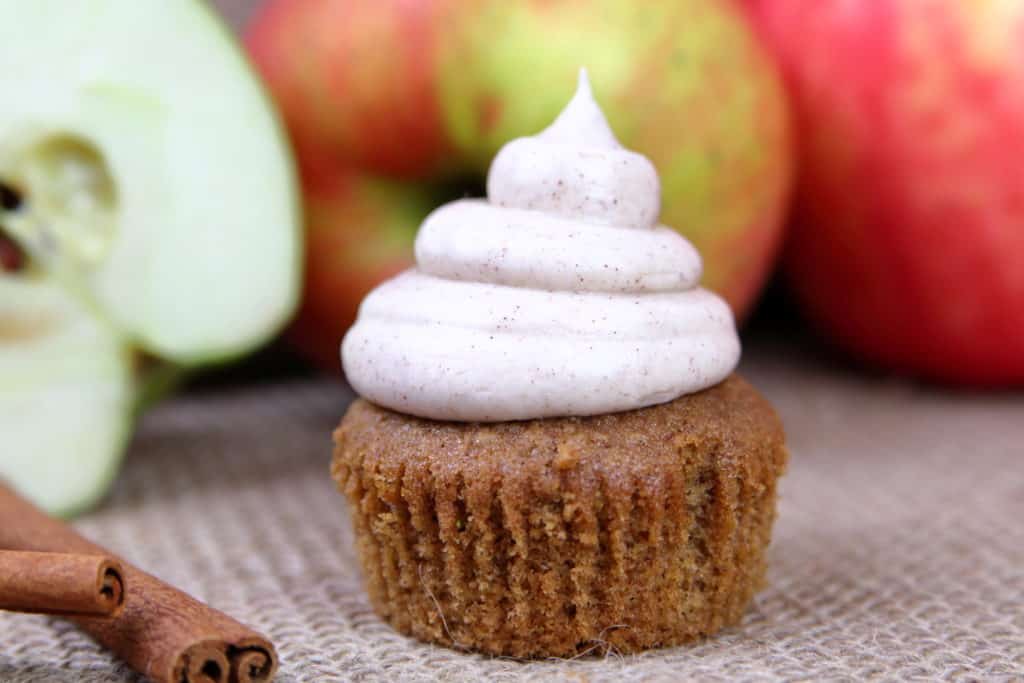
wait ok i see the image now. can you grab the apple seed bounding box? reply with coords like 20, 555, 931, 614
0, 181, 21, 211
0, 232, 24, 272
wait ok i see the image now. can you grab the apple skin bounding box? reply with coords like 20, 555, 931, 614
247, 0, 793, 370
244, 0, 459, 178
289, 154, 435, 370
744, 0, 1024, 386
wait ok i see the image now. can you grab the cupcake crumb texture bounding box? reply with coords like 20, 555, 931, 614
332, 375, 786, 657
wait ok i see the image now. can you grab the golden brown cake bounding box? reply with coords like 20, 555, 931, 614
332, 374, 786, 657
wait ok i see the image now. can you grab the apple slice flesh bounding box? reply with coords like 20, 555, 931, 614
0, 274, 133, 516
0, 0, 300, 365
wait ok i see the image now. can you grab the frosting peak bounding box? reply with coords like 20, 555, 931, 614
342, 71, 740, 422
537, 69, 621, 149
487, 71, 661, 231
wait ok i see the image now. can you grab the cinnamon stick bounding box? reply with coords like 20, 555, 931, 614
0, 550, 125, 617
0, 482, 277, 683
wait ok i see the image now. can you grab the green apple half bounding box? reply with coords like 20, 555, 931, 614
0, 1, 301, 514
0, 273, 132, 516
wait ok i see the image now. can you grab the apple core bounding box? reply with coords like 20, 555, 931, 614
0, 134, 117, 273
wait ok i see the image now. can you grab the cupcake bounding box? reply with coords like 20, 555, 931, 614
333, 71, 786, 657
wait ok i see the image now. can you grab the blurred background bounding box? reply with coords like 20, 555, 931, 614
1, 0, 1022, 514
220, 0, 1024, 385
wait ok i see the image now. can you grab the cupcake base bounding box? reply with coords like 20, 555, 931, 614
332, 374, 786, 657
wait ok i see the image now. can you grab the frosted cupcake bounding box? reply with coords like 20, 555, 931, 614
333, 72, 786, 657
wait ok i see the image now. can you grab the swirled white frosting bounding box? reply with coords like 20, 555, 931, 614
342, 70, 740, 421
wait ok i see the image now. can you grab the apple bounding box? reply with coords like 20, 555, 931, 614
289, 156, 435, 371
0, 0, 301, 513
1, 0, 300, 363
0, 271, 133, 516
743, 0, 1024, 386
246, 0, 793, 369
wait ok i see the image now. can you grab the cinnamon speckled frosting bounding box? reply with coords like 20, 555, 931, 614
342, 70, 740, 421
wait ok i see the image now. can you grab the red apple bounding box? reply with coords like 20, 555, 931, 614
248, 0, 793, 371
291, 154, 435, 370
744, 0, 1024, 386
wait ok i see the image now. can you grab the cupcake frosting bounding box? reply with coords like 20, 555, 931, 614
342, 70, 740, 422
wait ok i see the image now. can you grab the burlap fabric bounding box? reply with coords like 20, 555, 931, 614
1, 340, 1021, 682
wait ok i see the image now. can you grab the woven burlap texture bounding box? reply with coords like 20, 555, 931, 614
1, 345, 1022, 682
